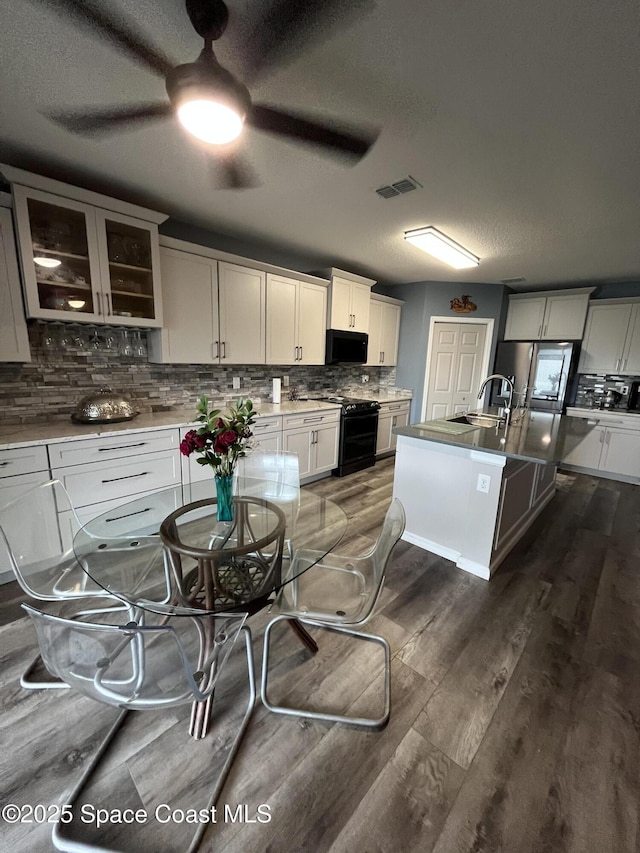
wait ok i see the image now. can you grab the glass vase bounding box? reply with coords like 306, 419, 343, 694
215, 474, 234, 523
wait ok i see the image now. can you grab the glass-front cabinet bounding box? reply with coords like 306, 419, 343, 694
13, 185, 162, 327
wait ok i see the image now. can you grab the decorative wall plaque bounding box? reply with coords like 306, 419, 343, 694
450, 294, 477, 313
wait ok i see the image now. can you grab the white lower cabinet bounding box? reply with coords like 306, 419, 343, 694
282, 409, 340, 480
376, 400, 411, 457
562, 410, 640, 481
50, 429, 181, 549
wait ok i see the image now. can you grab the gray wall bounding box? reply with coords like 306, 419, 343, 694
375, 282, 508, 422
591, 281, 640, 299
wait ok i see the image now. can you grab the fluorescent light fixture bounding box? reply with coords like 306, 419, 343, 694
404, 227, 479, 269
34, 256, 62, 268
67, 299, 86, 310
177, 99, 244, 145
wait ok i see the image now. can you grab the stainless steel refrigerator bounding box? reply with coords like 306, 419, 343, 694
489, 341, 581, 413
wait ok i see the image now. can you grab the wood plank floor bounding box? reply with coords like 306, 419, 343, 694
1, 459, 639, 852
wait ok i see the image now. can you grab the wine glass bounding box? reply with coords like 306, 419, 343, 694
119, 329, 133, 357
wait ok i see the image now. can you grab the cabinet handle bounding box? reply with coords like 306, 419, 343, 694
96, 291, 103, 316
304, 416, 323, 423
299, 345, 303, 361
392, 416, 397, 426
543, 324, 548, 336
105, 292, 112, 316
105, 506, 152, 524
221, 341, 226, 358
0, 461, 9, 467
389, 405, 402, 410
599, 431, 605, 443
101, 471, 149, 483
98, 442, 147, 452
537, 324, 542, 337
621, 357, 627, 371
381, 351, 385, 363
605, 431, 611, 445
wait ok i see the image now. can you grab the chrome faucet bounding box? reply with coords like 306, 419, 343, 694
477, 374, 515, 424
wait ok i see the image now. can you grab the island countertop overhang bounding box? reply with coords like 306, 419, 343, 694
393, 411, 594, 466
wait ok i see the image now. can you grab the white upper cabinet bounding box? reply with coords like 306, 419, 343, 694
218, 262, 265, 364
148, 248, 266, 364
0, 203, 30, 362
578, 299, 640, 374
504, 288, 593, 341
366, 295, 402, 366
149, 247, 219, 363
323, 268, 375, 332
266, 273, 327, 365
12, 182, 163, 327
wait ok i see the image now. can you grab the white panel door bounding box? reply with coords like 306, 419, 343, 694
266, 274, 297, 364
426, 323, 487, 419
297, 282, 327, 364
159, 248, 218, 364
561, 426, 605, 468
452, 324, 487, 411
218, 262, 265, 364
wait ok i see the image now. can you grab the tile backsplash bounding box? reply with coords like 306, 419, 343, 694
0, 323, 400, 424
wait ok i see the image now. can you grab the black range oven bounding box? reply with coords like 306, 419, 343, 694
319, 396, 380, 477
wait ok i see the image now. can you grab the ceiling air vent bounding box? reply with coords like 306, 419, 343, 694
501, 277, 526, 284
375, 175, 422, 199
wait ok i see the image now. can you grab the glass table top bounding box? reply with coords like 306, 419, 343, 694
73, 477, 348, 615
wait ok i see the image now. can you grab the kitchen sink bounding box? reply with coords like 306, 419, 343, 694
449, 412, 506, 428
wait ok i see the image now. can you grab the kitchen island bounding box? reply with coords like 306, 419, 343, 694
392, 411, 593, 579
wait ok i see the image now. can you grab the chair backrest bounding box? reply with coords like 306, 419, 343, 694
235, 451, 300, 530
369, 499, 406, 590
0, 479, 88, 600
22, 603, 246, 710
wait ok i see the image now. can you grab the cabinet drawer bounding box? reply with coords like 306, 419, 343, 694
52, 451, 181, 509
379, 401, 410, 414
251, 415, 282, 435
282, 409, 340, 430
48, 429, 178, 468
0, 445, 49, 478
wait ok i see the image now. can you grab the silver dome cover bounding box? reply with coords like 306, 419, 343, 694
72, 387, 138, 424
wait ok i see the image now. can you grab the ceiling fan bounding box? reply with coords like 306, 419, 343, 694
39, 0, 378, 188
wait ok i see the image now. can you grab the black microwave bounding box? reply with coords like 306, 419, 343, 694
325, 329, 368, 364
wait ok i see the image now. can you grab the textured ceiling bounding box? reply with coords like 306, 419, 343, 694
1, 0, 639, 290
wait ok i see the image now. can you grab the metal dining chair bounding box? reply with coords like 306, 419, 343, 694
23, 603, 255, 853
0, 480, 145, 689
261, 498, 406, 729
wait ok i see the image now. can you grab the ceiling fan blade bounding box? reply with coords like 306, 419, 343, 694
249, 104, 378, 160
240, 0, 375, 82
34, 0, 174, 77
47, 103, 173, 136
207, 152, 261, 190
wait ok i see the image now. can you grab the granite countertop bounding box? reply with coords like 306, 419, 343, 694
394, 410, 594, 465
0, 400, 343, 451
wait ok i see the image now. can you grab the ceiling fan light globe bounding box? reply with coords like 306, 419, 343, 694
177, 98, 244, 145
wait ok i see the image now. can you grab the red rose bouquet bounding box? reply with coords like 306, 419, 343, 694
180, 396, 256, 476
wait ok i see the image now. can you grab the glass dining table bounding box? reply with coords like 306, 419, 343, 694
73, 477, 348, 617
72, 477, 348, 738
